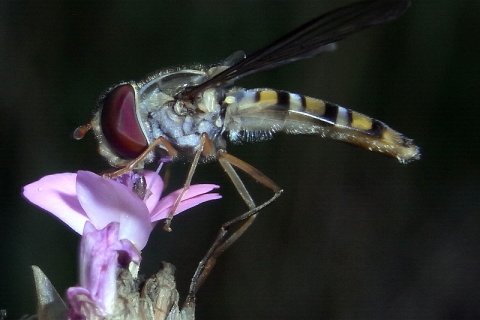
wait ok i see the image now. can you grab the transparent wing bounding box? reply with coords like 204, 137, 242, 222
178, 0, 411, 100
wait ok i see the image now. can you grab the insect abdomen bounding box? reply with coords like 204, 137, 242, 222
225, 89, 420, 163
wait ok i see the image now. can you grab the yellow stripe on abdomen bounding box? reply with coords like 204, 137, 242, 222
304, 96, 326, 114
258, 90, 278, 102
350, 111, 373, 131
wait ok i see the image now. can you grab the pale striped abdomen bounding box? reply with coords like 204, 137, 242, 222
223, 88, 420, 163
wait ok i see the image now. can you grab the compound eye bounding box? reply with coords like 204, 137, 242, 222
100, 84, 148, 160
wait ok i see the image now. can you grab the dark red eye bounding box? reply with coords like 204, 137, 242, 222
100, 84, 148, 160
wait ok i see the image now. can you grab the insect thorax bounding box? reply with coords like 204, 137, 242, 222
135, 68, 226, 160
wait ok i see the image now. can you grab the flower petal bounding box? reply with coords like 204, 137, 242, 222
22, 173, 88, 234
143, 170, 164, 213
66, 286, 102, 319
151, 184, 221, 221
76, 171, 153, 249
79, 222, 119, 314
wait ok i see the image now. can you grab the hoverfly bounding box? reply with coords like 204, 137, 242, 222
74, 0, 419, 299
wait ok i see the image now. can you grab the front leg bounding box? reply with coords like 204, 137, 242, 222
103, 136, 178, 178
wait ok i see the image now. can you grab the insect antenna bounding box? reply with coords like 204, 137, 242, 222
73, 123, 92, 140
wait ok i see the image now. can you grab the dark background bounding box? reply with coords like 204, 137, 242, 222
1, 0, 479, 319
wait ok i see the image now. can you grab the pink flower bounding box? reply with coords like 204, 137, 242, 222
67, 221, 138, 318
22, 170, 221, 250
24, 170, 220, 318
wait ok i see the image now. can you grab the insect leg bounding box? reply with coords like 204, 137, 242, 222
218, 150, 282, 196
104, 136, 178, 178
185, 151, 283, 305
163, 133, 212, 231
